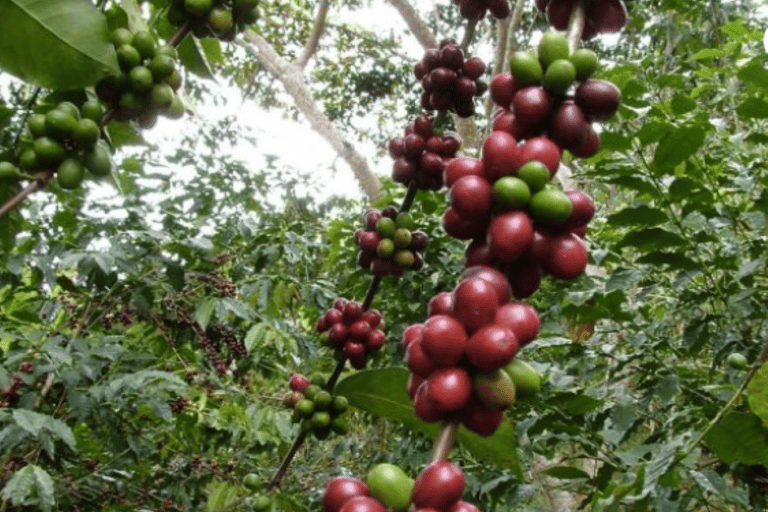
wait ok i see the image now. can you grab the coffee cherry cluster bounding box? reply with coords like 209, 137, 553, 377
442, 147, 595, 297
451, 0, 509, 21
96, 28, 184, 127
316, 299, 386, 369
166, 0, 259, 41
537, 0, 628, 40
284, 374, 350, 439
0, 100, 113, 190
323, 460, 482, 512
415, 40, 487, 118
388, 115, 460, 191
403, 267, 541, 436
489, 31, 621, 159
355, 208, 428, 277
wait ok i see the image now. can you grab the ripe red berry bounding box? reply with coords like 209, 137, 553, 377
412, 460, 465, 510
425, 367, 473, 412
289, 374, 311, 392
406, 340, 438, 378
340, 496, 388, 512
323, 477, 370, 512
461, 265, 512, 305
450, 175, 494, 221
402, 323, 424, 349
487, 211, 534, 264
465, 324, 519, 370
452, 277, 501, 333
494, 302, 540, 346
420, 314, 468, 367
427, 292, 455, 317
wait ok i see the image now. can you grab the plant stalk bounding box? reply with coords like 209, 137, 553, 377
430, 420, 460, 462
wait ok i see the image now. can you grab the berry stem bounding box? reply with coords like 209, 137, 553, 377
325, 357, 348, 391
460, 19, 478, 53
566, 0, 591, 53
430, 420, 460, 462
168, 22, 192, 47
361, 275, 383, 310
0, 170, 54, 220
399, 182, 418, 213
267, 430, 308, 491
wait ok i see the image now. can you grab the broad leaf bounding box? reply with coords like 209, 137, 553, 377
0, 0, 118, 89
177, 35, 215, 79
1, 464, 56, 511
653, 125, 706, 171
705, 412, 768, 466
748, 363, 768, 429
336, 368, 520, 471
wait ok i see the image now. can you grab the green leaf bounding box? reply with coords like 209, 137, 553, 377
0, 0, 118, 89
177, 34, 215, 79
166, 262, 185, 292
205, 481, 242, 512
748, 363, 768, 429
607, 206, 668, 227
706, 412, 768, 466
106, 120, 146, 147
1, 464, 56, 511
737, 97, 768, 119
12, 409, 76, 454
738, 61, 768, 89
615, 228, 687, 252
335, 368, 520, 471
543, 466, 591, 480
670, 94, 697, 115
194, 297, 216, 329
636, 252, 698, 270
653, 125, 706, 170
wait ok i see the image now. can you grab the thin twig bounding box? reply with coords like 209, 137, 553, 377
168, 22, 192, 47
682, 335, 768, 459
267, 431, 308, 490
0, 170, 54, 220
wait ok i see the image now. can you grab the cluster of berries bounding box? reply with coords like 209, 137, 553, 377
451, 0, 510, 21
316, 299, 386, 369
442, 147, 595, 297
166, 0, 260, 41
354, 209, 428, 278
0, 101, 112, 190
323, 460, 480, 512
284, 374, 349, 439
388, 115, 460, 191
536, 0, 628, 40
490, 31, 620, 158
414, 40, 487, 118
96, 28, 184, 127
403, 266, 540, 436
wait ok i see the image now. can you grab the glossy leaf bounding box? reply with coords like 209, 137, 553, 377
336, 368, 520, 470
705, 412, 768, 466
0, 0, 117, 89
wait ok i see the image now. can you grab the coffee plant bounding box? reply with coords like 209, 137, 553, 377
0, 0, 768, 511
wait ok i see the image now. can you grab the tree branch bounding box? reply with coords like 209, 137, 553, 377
0, 171, 54, 220
241, 32, 383, 200
386, 0, 438, 49
296, 0, 331, 69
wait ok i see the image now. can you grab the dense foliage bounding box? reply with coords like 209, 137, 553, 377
0, 0, 768, 511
